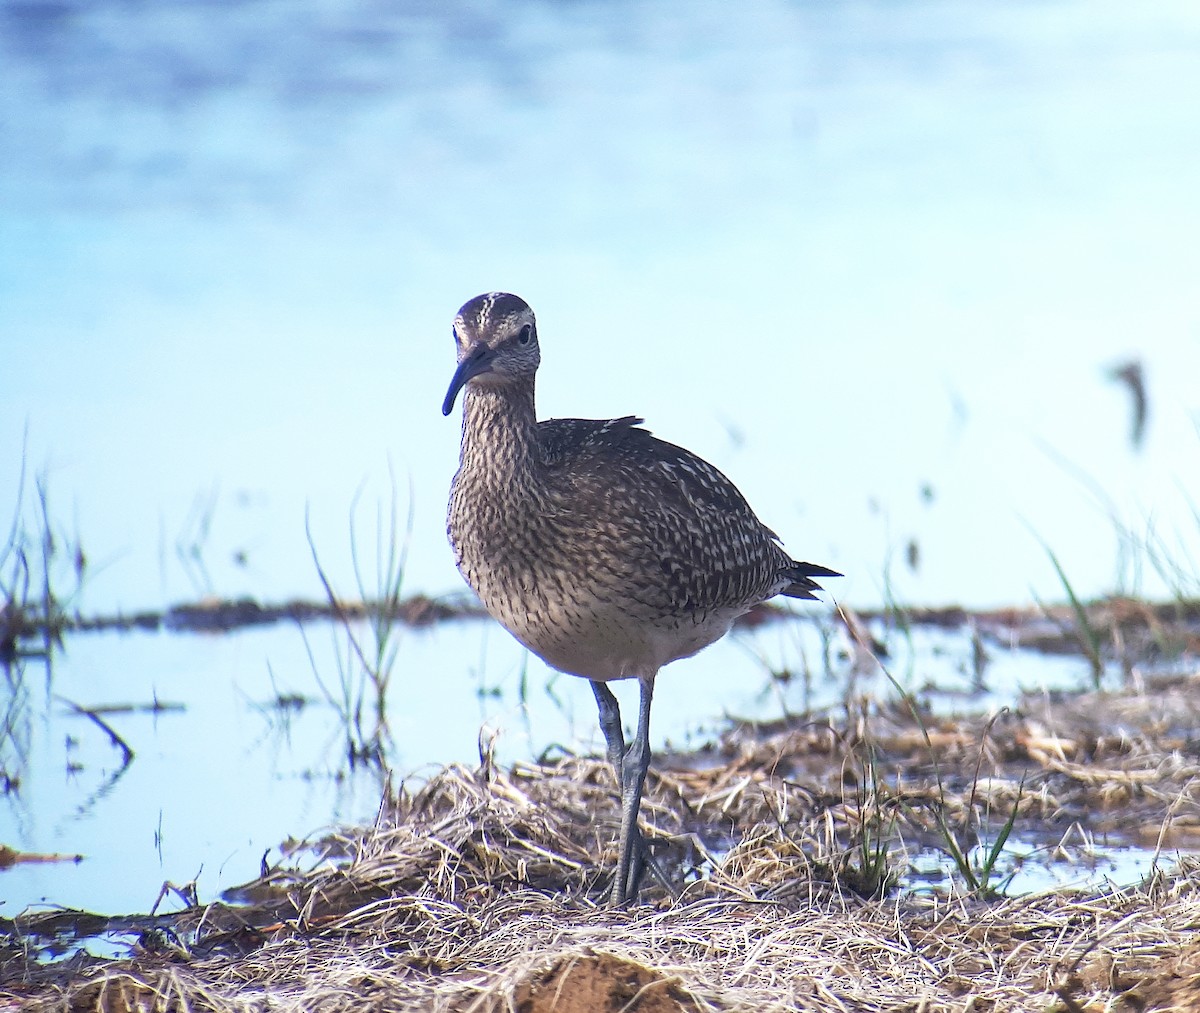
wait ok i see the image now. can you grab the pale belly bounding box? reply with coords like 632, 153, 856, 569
482, 585, 738, 681
504, 602, 729, 681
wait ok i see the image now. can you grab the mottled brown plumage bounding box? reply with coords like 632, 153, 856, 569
442, 292, 837, 904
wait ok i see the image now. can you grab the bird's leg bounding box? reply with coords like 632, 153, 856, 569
591, 679, 653, 905
612, 675, 655, 905
590, 680, 626, 777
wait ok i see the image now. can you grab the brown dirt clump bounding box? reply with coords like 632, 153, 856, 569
513, 951, 698, 1013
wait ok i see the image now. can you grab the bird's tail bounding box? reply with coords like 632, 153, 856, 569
781, 560, 841, 600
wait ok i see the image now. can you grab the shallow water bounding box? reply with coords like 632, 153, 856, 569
4, 612, 840, 917
2, 605, 1164, 921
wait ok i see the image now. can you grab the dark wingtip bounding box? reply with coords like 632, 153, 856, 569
802, 563, 842, 579
781, 560, 841, 600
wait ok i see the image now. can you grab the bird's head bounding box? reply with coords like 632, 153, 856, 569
442, 292, 540, 416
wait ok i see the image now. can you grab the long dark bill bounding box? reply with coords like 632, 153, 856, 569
441, 345, 496, 416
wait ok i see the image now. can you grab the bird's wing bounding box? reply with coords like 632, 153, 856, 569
536, 415, 645, 464
535, 417, 825, 611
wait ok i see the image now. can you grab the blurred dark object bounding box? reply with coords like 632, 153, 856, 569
1107, 359, 1148, 451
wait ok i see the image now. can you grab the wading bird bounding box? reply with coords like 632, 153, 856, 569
442, 292, 837, 904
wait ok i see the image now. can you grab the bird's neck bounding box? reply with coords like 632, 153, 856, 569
459, 381, 540, 482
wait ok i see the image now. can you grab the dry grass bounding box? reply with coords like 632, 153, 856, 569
10, 671, 1200, 1012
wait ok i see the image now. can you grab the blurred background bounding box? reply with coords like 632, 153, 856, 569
2, 0, 1200, 919
3, 0, 1199, 613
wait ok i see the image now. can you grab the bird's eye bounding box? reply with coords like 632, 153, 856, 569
517, 324, 532, 346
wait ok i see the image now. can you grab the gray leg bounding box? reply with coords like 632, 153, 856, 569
591, 681, 626, 776
616, 677, 655, 905
616, 677, 654, 903
590, 678, 656, 905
